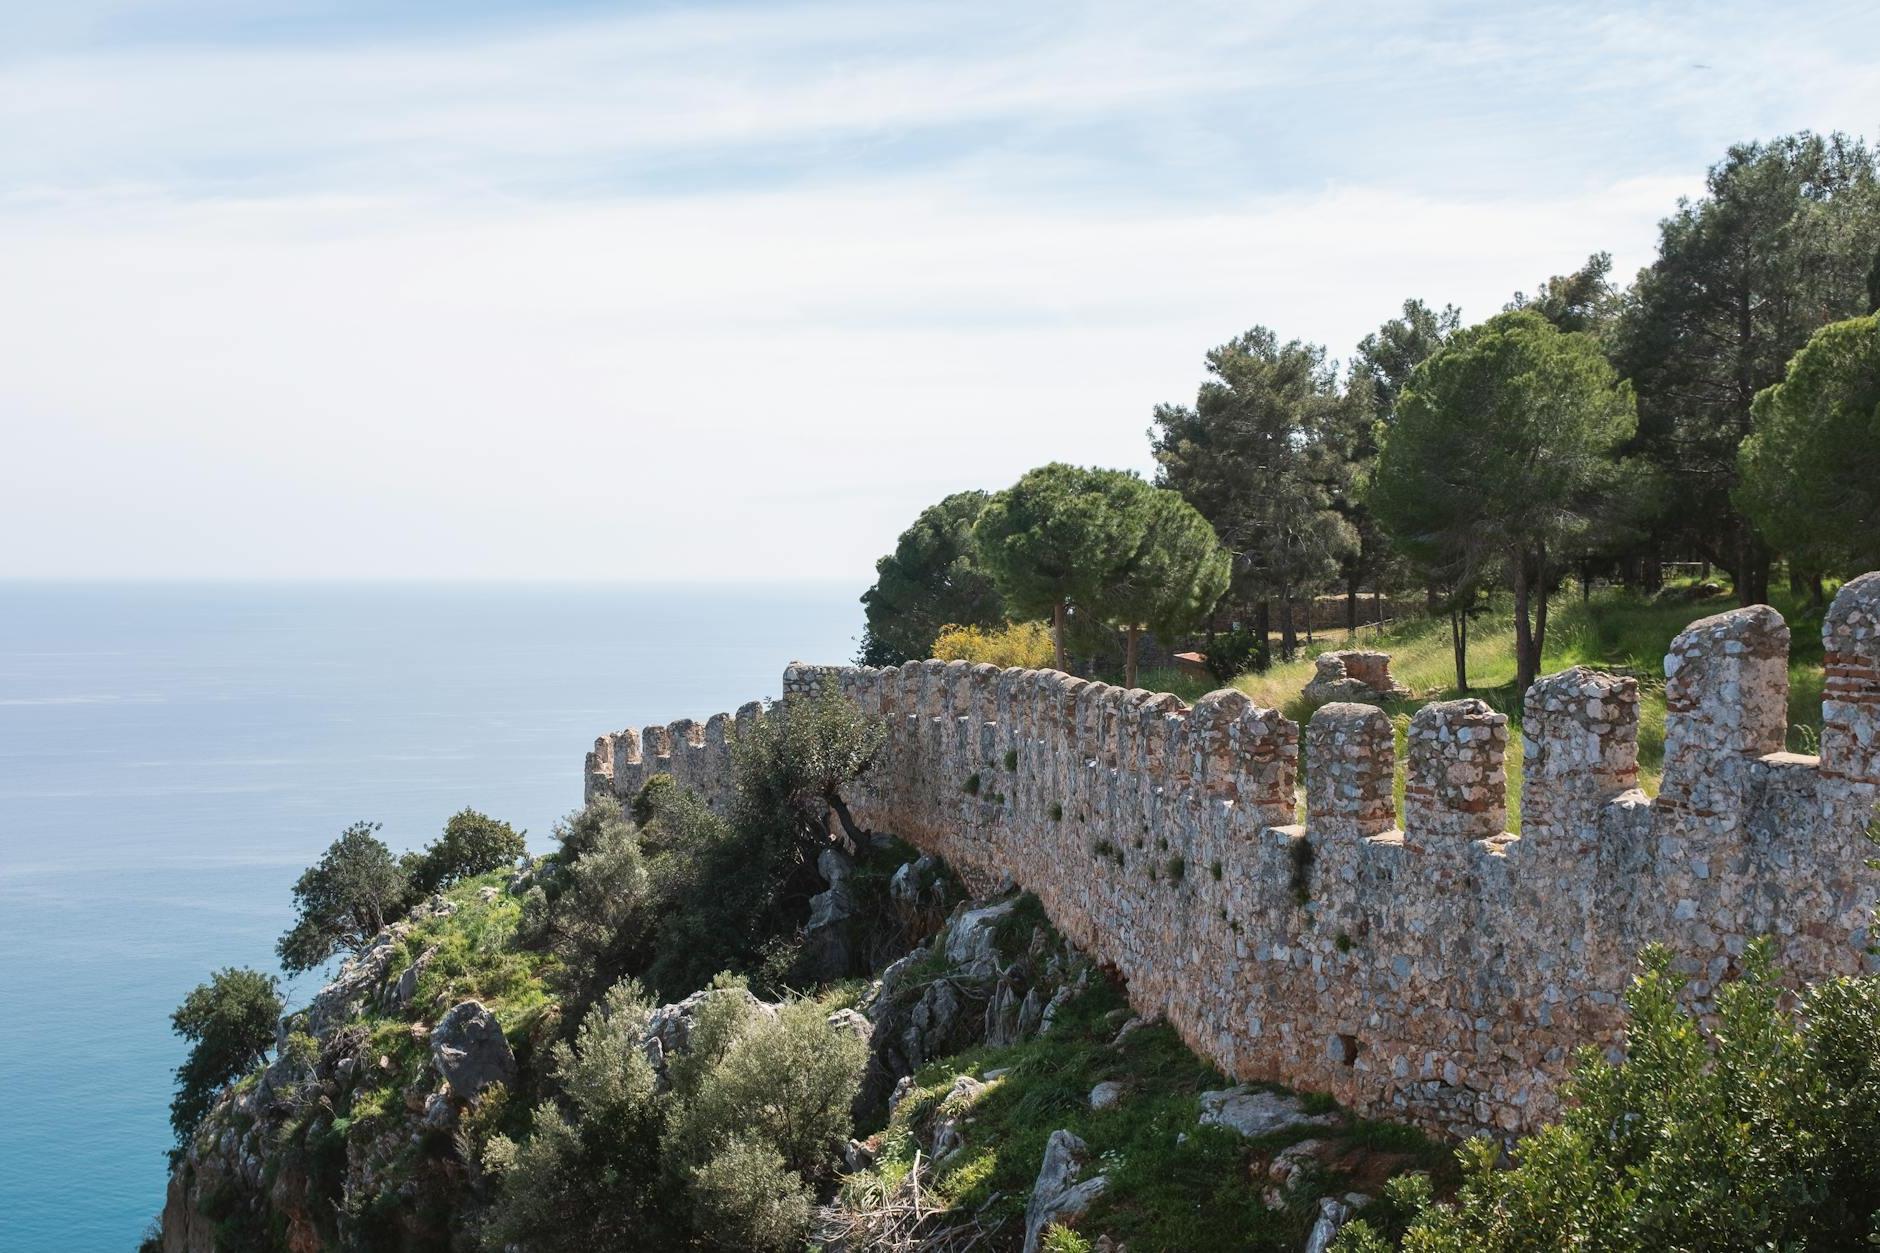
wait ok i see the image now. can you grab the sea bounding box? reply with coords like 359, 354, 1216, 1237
0, 581, 861, 1252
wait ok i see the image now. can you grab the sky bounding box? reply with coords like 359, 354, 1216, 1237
2, 0, 1876, 583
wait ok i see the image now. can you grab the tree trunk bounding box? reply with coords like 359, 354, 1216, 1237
1513, 555, 1536, 694
825, 790, 868, 850
1531, 549, 1551, 692
1051, 601, 1067, 671
1737, 538, 1767, 602
1811, 573, 1827, 609
1345, 570, 1361, 636
1125, 625, 1141, 690
1737, 533, 1772, 606
1450, 603, 1469, 692
1253, 600, 1272, 671
1279, 586, 1298, 661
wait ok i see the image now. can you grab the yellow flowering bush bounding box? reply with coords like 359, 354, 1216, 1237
929, 621, 1054, 669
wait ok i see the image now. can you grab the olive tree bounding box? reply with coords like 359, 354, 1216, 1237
169, 967, 283, 1142
403, 807, 527, 896
276, 821, 411, 972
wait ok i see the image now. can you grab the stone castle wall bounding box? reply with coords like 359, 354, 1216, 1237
585, 573, 1880, 1138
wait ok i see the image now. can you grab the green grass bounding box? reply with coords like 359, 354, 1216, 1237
1218, 582, 1832, 832
853, 970, 1452, 1252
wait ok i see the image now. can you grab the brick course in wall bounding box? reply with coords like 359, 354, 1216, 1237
585, 573, 1880, 1139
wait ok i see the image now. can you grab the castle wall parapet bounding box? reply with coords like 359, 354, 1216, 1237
587, 581, 1880, 1138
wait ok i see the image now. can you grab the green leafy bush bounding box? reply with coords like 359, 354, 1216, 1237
481, 980, 673, 1251
403, 808, 526, 897
1334, 943, 1880, 1250
629, 772, 676, 828
516, 801, 652, 1013
483, 977, 866, 1253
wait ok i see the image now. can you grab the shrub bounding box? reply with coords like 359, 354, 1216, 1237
169, 967, 283, 1143
687, 1134, 814, 1251
1333, 944, 1880, 1250
930, 620, 1055, 668
1202, 626, 1268, 682
964, 772, 982, 795
549, 797, 626, 863
277, 822, 412, 973
484, 978, 866, 1253
642, 784, 801, 998
482, 980, 674, 1251
518, 808, 653, 1011
404, 808, 526, 897
1042, 1224, 1095, 1253
672, 996, 868, 1178
630, 773, 677, 828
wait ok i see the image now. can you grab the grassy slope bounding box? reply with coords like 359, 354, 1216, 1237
853, 916, 1453, 1252
1137, 581, 1830, 831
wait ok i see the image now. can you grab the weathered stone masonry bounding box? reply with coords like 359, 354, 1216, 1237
587, 574, 1880, 1139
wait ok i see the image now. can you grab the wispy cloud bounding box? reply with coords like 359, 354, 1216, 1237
1, 0, 1875, 581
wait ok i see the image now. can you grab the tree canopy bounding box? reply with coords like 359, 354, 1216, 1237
1737, 312, 1880, 575
1095, 486, 1231, 688
277, 821, 412, 973
1371, 310, 1640, 692
1150, 327, 1364, 659
973, 463, 1156, 670
403, 807, 527, 897
1613, 131, 1880, 603
169, 967, 282, 1143
857, 490, 1004, 666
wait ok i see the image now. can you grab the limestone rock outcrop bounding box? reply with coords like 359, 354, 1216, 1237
430, 1000, 516, 1101
1023, 1129, 1109, 1253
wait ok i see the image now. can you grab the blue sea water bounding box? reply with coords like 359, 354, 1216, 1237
0, 581, 860, 1252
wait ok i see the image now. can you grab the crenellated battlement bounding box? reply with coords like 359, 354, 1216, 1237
586, 573, 1880, 1138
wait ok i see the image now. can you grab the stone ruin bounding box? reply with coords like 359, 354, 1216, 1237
1302, 649, 1410, 705
586, 572, 1880, 1141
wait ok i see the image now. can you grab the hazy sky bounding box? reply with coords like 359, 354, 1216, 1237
3, 1, 1876, 582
